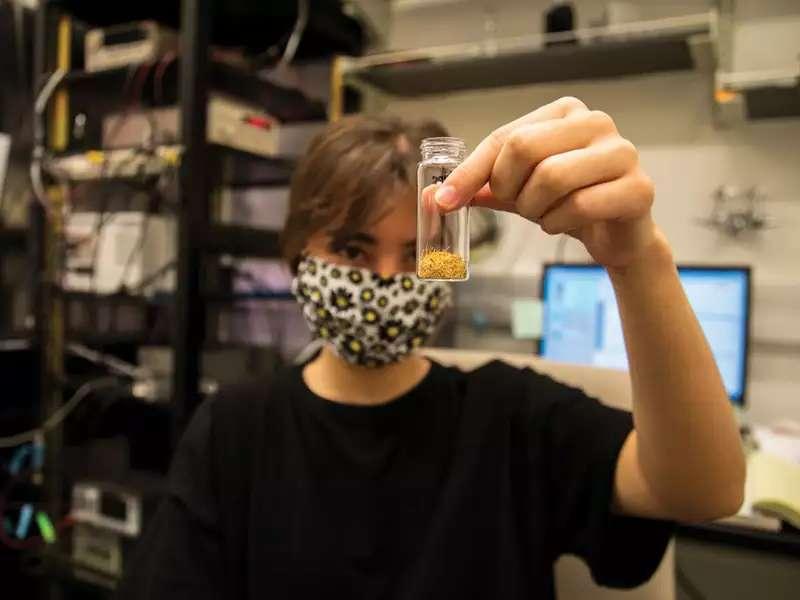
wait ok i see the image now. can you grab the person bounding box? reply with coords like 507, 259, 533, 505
117, 98, 745, 599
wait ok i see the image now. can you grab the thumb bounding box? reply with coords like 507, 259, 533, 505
434, 136, 501, 211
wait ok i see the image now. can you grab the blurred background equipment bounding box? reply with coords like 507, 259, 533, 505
467, 207, 501, 263
133, 345, 282, 402
698, 184, 774, 238
538, 264, 751, 407
64, 212, 175, 295
84, 21, 178, 73
70, 477, 163, 580
101, 94, 325, 159
0, 0, 365, 596
71, 481, 144, 538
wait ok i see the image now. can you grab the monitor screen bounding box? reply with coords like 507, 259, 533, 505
539, 264, 750, 405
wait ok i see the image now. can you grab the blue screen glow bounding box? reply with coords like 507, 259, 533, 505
540, 265, 749, 405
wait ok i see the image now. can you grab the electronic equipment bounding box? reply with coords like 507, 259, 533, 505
134, 345, 282, 402
64, 212, 175, 295
64, 292, 151, 343
71, 481, 142, 537
84, 21, 177, 72
102, 94, 325, 158
72, 522, 125, 577
70, 477, 163, 577
539, 264, 751, 406
219, 185, 289, 231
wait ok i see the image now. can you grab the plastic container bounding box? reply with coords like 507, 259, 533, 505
416, 137, 469, 281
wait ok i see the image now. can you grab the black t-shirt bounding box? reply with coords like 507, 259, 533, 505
116, 360, 672, 600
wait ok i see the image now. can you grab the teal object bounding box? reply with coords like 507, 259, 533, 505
9, 444, 31, 475
15, 503, 33, 539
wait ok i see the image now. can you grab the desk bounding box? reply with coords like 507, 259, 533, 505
675, 523, 800, 600
678, 522, 800, 556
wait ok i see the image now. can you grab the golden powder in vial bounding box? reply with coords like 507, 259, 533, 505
418, 249, 467, 280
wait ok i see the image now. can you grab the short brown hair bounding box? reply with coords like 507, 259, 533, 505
280, 114, 449, 272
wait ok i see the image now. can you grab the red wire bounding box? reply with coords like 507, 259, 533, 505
130, 62, 154, 107
0, 513, 75, 551
103, 63, 154, 150
153, 51, 177, 106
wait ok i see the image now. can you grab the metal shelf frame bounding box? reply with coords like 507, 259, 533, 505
712, 1, 800, 124
171, 0, 211, 433
27, 10, 293, 591
22, 1, 342, 596
340, 11, 715, 97
32, 0, 294, 449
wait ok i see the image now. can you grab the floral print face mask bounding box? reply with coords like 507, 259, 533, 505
291, 256, 452, 367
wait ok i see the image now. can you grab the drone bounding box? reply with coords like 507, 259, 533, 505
698, 185, 774, 237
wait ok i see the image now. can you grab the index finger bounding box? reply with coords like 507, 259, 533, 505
435, 96, 588, 211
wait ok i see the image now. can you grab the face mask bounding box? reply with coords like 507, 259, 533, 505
292, 256, 452, 367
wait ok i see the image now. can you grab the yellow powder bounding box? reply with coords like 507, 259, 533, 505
418, 250, 467, 280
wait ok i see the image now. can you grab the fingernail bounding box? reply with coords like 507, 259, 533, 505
434, 185, 457, 209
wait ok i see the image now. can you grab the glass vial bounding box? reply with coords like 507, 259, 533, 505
417, 137, 469, 281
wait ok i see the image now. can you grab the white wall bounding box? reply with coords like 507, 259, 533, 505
381, 0, 800, 425
732, 0, 800, 73
390, 0, 711, 49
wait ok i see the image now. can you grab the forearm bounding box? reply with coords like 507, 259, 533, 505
609, 226, 745, 521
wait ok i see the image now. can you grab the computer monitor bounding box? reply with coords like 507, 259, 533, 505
539, 264, 751, 406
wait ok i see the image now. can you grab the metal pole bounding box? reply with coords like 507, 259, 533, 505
172, 0, 211, 439
329, 55, 344, 122
33, 4, 65, 600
